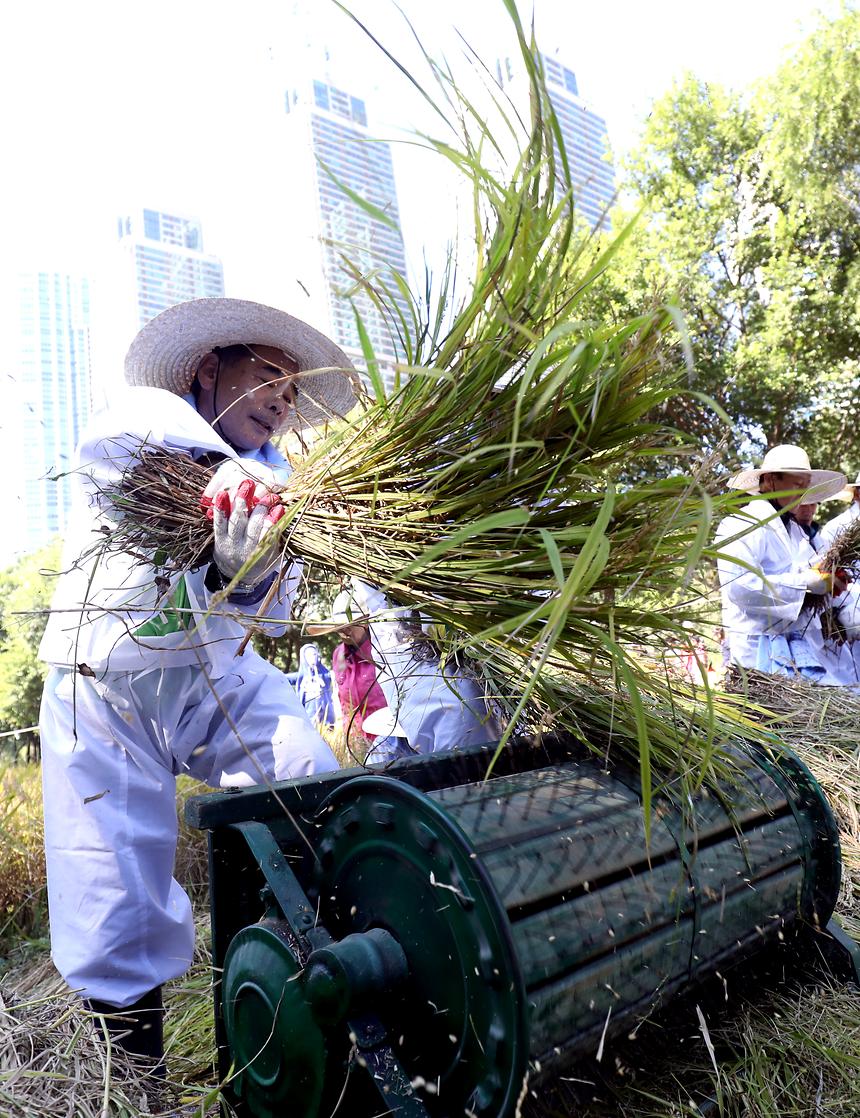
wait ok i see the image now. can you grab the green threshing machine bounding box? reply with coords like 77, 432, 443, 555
186, 733, 860, 1117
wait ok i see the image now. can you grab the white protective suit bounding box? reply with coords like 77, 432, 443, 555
39, 386, 337, 1007
818, 501, 860, 552
714, 498, 847, 683
351, 581, 502, 762
817, 501, 860, 655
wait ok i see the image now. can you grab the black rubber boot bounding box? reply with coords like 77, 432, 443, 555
88, 986, 165, 1078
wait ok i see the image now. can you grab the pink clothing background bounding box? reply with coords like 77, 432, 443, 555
332, 637, 387, 739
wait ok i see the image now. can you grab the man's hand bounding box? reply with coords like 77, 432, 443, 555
212, 478, 286, 589
804, 565, 853, 596
200, 458, 282, 521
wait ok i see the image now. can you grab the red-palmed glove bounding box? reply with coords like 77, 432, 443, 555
211, 479, 286, 590
200, 458, 282, 522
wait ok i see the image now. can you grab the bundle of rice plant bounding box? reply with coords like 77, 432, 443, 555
90, 2, 760, 812
815, 518, 860, 580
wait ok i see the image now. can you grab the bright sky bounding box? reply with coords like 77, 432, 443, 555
0, 0, 849, 564
0, 0, 846, 275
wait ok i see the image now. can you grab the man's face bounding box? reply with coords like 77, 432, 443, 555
759, 471, 813, 510
793, 501, 819, 527
197, 345, 300, 451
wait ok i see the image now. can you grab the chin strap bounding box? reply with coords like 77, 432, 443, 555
210, 354, 231, 446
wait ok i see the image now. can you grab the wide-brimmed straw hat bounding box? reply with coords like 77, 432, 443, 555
124, 298, 359, 430
727, 444, 846, 502
361, 706, 406, 738
306, 590, 365, 636
837, 471, 860, 500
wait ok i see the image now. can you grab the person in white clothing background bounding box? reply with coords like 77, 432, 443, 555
818, 471, 860, 552
308, 582, 501, 765
38, 298, 357, 1071
817, 471, 860, 656
714, 444, 849, 683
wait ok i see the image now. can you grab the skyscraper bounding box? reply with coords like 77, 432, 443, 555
0, 271, 93, 559
283, 76, 411, 368
497, 52, 615, 230
117, 208, 225, 329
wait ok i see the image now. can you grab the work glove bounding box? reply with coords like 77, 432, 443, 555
211, 478, 286, 589
349, 578, 388, 619
803, 565, 852, 596
350, 578, 430, 650
200, 458, 283, 520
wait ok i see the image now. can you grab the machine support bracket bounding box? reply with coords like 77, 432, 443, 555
229, 821, 429, 1115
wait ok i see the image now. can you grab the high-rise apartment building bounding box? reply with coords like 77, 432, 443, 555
1, 271, 93, 558
282, 77, 410, 368
117, 208, 225, 329
497, 52, 615, 230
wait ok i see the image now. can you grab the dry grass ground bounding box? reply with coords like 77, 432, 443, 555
1, 682, 858, 1117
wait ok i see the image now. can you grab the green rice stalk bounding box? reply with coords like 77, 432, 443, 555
90, 2, 766, 812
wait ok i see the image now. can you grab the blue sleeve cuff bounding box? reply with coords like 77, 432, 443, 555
204, 563, 279, 607
227, 569, 279, 606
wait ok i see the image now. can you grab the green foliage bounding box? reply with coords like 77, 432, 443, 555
252, 575, 340, 671
0, 541, 61, 761
0, 762, 46, 950
589, 8, 860, 472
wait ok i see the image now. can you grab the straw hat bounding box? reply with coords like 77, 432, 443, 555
124, 298, 359, 430
727, 444, 846, 502
305, 589, 365, 636
837, 471, 860, 501
361, 706, 406, 738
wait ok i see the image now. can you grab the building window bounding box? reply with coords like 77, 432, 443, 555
543, 56, 562, 87
350, 96, 367, 126
564, 68, 578, 96
143, 209, 161, 241
313, 80, 330, 110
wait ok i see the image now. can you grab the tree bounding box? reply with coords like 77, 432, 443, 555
0, 541, 61, 761
252, 571, 341, 673
587, 8, 860, 473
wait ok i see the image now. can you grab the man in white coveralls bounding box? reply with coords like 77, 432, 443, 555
714, 444, 849, 682
38, 298, 358, 1070
818, 470, 860, 552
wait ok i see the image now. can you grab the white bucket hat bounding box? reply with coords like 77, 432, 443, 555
124, 298, 359, 430
305, 589, 365, 636
728, 444, 846, 502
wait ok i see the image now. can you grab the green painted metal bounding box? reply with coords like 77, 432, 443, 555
221, 922, 326, 1118
308, 775, 530, 1118
218, 824, 431, 1118
304, 928, 409, 1024
744, 743, 842, 924
189, 734, 850, 1118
